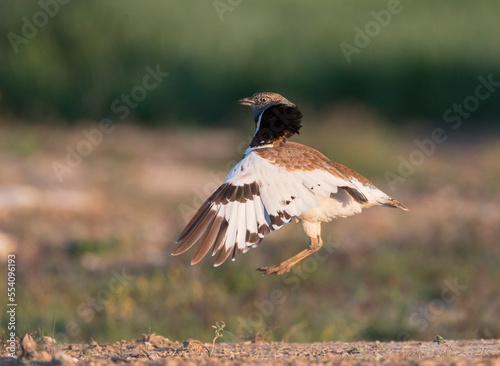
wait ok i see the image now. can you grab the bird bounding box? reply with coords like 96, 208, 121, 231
172, 92, 408, 275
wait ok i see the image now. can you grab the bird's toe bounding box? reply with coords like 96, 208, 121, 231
257, 264, 291, 276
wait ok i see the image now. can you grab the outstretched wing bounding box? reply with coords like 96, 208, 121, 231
172, 150, 365, 266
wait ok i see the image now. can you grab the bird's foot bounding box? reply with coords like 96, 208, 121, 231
257, 264, 291, 276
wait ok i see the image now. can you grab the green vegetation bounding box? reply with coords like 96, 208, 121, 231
434, 335, 446, 345
348, 346, 365, 354
1, 1, 500, 125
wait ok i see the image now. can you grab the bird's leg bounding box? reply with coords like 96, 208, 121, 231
257, 235, 323, 275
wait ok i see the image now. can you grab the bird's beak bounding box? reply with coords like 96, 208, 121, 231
238, 97, 254, 106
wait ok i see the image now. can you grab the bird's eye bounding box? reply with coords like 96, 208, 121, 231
259, 97, 269, 103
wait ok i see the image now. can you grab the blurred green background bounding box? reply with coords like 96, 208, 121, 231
1, 0, 500, 347
1, 0, 500, 125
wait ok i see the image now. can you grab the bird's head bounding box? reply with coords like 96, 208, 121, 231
239, 92, 303, 148
239, 92, 296, 122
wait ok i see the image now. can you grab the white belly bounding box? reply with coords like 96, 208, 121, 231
299, 190, 363, 223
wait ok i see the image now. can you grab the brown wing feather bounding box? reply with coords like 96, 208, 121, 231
174, 183, 233, 256
212, 220, 229, 255
214, 243, 233, 266
176, 199, 212, 243
172, 206, 216, 256
173, 180, 264, 265
191, 215, 224, 265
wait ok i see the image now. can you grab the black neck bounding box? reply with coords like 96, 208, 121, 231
250, 104, 303, 148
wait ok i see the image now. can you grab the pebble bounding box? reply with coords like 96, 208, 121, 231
20, 334, 37, 357
53, 351, 79, 365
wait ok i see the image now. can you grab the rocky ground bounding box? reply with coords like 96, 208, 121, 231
2, 333, 499, 365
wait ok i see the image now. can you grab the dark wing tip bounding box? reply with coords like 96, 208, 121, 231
341, 186, 368, 204
213, 244, 233, 267
172, 206, 218, 257
190, 216, 225, 265
174, 181, 268, 267
171, 245, 186, 256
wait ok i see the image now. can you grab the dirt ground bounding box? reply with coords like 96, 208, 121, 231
2, 334, 500, 365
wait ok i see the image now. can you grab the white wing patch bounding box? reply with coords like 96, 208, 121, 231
172, 149, 371, 266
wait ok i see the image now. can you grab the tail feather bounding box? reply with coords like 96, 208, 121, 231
384, 198, 409, 211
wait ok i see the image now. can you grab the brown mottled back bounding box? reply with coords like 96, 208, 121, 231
255, 141, 375, 187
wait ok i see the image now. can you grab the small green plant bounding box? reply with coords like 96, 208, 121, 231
348, 346, 365, 354
82, 347, 90, 356
433, 335, 446, 345
207, 321, 226, 357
